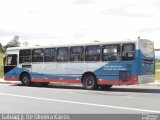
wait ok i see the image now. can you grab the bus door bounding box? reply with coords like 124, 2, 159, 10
4, 54, 17, 79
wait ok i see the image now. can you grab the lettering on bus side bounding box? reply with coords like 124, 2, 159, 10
104, 65, 127, 71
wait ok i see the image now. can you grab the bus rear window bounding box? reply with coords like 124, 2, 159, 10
122, 44, 135, 61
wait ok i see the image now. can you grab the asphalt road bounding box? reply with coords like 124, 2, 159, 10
0, 83, 160, 114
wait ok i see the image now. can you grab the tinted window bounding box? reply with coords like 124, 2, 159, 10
5, 55, 17, 66
57, 47, 69, 62
102, 45, 120, 61
85, 45, 100, 61
19, 49, 31, 63
70, 46, 84, 62
122, 44, 135, 61
44, 48, 56, 62
32, 49, 44, 62
103, 46, 118, 53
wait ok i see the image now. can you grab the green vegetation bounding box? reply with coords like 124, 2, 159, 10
0, 53, 4, 78
156, 72, 160, 80
156, 63, 160, 80
156, 63, 160, 70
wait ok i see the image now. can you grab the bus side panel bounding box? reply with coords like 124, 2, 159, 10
4, 66, 19, 81
4, 61, 139, 86
30, 62, 107, 83
94, 61, 138, 85
4, 67, 29, 81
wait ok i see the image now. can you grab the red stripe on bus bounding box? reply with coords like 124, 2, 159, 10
4, 76, 138, 85
98, 76, 138, 85
4, 77, 19, 81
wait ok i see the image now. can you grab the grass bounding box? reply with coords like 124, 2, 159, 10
156, 63, 160, 70
0, 53, 4, 78
156, 63, 160, 80
156, 71, 160, 80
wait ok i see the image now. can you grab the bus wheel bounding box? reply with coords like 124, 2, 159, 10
100, 85, 113, 90
20, 73, 31, 86
82, 74, 98, 90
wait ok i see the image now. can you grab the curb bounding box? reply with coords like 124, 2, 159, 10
140, 83, 160, 87
0, 80, 20, 84
139, 80, 160, 87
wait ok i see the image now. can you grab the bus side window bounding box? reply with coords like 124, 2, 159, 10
70, 46, 84, 62
32, 49, 44, 62
122, 44, 135, 61
102, 45, 120, 61
85, 45, 100, 61
19, 49, 31, 63
57, 47, 69, 62
44, 48, 56, 62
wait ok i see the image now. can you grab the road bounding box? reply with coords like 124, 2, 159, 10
0, 83, 160, 114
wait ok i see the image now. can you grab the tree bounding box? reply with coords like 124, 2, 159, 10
22, 41, 29, 47
0, 43, 2, 52
5, 35, 21, 48
1, 47, 6, 53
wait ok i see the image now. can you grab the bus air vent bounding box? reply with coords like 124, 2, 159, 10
119, 71, 131, 82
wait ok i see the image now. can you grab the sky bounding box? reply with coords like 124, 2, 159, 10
0, 0, 160, 48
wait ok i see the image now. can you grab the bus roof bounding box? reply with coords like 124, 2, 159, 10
6, 39, 150, 51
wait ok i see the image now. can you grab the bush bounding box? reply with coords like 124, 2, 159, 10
0, 53, 4, 78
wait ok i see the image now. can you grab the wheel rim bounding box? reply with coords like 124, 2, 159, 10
86, 77, 94, 86
22, 77, 29, 84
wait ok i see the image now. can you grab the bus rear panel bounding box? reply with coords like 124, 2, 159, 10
137, 39, 155, 84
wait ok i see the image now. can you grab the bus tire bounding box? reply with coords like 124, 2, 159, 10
82, 74, 98, 90
100, 85, 113, 90
20, 73, 31, 86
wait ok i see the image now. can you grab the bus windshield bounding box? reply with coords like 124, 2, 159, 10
4, 54, 17, 66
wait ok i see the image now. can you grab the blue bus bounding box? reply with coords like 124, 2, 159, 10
3, 39, 155, 90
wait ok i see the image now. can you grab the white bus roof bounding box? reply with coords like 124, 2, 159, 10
6, 39, 150, 51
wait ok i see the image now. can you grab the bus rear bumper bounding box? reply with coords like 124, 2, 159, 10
138, 75, 155, 84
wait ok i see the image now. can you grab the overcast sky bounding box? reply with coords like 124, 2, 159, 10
0, 0, 160, 48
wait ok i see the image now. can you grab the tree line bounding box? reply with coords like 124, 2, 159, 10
0, 35, 21, 53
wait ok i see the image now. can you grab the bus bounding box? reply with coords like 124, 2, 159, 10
3, 39, 155, 90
